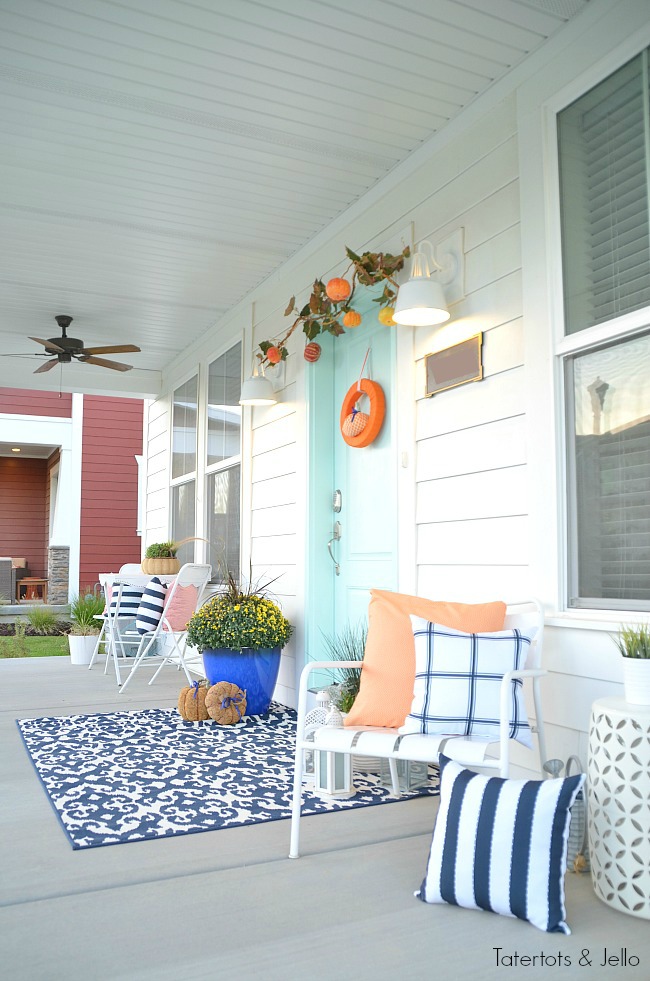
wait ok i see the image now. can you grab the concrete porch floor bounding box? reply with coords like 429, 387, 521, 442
1, 656, 648, 981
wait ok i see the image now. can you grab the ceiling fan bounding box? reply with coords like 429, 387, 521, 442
20, 315, 141, 373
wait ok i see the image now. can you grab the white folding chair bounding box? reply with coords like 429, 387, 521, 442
118, 563, 211, 692
88, 568, 150, 684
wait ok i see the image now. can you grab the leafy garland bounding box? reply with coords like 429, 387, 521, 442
258, 245, 410, 366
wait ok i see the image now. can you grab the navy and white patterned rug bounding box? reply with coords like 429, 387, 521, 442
16, 703, 439, 849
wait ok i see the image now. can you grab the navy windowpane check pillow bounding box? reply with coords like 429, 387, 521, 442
135, 577, 168, 635
417, 755, 585, 934
109, 585, 145, 618
400, 618, 533, 747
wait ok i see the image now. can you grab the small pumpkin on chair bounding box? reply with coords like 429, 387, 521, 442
205, 681, 247, 725
177, 679, 211, 721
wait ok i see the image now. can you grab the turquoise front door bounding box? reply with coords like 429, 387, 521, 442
306, 291, 399, 666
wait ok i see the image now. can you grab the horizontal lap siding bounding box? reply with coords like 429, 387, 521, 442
249, 371, 299, 708
0, 457, 48, 579
0, 388, 72, 417
412, 112, 529, 606
78, 396, 143, 589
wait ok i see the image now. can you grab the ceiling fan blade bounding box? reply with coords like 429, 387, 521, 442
82, 344, 141, 355
34, 358, 59, 374
77, 355, 133, 372
29, 336, 65, 353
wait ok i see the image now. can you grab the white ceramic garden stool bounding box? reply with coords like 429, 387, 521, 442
588, 696, 650, 920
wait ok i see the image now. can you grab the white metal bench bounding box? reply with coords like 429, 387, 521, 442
289, 599, 548, 858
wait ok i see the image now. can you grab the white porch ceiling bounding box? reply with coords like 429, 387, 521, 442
0, 0, 589, 398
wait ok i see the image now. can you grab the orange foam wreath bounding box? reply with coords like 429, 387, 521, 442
340, 379, 385, 447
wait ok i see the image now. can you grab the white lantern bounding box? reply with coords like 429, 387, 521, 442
303, 691, 332, 783
313, 745, 354, 799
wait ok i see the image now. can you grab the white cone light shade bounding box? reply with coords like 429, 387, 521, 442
393, 250, 451, 326
239, 372, 277, 405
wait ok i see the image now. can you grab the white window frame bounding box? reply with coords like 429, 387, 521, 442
204, 340, 243, 582
518, 11, 650, 626
170, 371, 199, 556
554, 49, 650, 615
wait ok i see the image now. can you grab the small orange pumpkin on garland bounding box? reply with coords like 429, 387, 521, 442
343, 310, 362, 328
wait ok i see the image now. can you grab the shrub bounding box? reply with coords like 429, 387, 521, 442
26, 607, 65, 636
0, 621, 28, 657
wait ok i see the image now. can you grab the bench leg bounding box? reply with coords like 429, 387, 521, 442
289, 744, 304, 859
388, 757, 401, 796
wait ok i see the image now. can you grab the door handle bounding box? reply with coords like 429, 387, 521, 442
327, 520, 341, 576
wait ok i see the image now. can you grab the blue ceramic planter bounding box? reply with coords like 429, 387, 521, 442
202, 647, 282, 716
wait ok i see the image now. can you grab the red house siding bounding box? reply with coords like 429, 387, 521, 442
0, 388, 72, 417
0, 457, 48, 580
79, 397, 143, 590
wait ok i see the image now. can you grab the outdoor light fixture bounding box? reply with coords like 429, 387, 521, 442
393, 239, 455, 327
240, 300, 278, 406
11, 447, 20, 453
239, 361, 277, 406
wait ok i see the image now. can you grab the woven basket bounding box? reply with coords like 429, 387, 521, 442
565, 755, 590, 873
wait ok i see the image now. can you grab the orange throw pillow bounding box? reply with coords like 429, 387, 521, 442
344, 590, 507, 729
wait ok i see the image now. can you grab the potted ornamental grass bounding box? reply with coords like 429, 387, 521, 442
613, 624, 650, 705
67, 588, 105, 665
186, 568, 293, 715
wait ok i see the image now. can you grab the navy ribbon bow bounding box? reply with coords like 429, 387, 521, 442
221, 692, 244, 721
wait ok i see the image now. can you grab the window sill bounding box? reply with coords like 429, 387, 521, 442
546, 610, 647, 631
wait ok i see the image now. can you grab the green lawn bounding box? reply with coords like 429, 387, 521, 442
0, 634, 71, 658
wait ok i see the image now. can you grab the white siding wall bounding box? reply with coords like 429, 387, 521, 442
143, 0, 647, 771
248, 361, 300, 708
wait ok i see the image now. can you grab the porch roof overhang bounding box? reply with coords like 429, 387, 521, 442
0, 0, 591, 399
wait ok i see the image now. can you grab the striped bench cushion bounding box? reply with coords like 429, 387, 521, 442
417, 755, 585, 934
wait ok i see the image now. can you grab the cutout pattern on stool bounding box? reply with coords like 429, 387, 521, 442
588, 707, 650, 919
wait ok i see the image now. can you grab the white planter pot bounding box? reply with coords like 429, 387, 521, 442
68, 634, 98, 665
622, 657, 650, 705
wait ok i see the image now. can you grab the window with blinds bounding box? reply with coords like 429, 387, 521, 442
205, 344, 242, 581
171, 375, 198, 564
558, 49, 650, 336
559, 50, 650, 613
566, 332, 650, 610
171, 375, 198, 480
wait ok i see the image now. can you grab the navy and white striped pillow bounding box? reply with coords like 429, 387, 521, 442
400, 619, 533, 747
135, 577, 168, 635
417, 755, 585, 934
109, 585, 145, 618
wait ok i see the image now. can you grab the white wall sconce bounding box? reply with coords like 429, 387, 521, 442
239, 358, 277, 405
393, 231, 464, 327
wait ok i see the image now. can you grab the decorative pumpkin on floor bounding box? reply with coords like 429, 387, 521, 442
177, 680, 211, 721
205, 681, 247, 725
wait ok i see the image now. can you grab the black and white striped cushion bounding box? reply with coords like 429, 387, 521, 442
417, 755, 585, 934
135, 577, 168, 635
108, 585, 145, 618
400, 619, 533, 747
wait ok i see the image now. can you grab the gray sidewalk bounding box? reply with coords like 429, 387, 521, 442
1, 657, 647, 981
